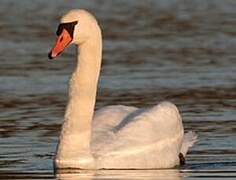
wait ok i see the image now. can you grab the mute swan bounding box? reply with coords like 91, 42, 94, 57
48, 9, 197, 170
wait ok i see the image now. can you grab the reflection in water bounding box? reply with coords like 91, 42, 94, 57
56, 169, 182, 180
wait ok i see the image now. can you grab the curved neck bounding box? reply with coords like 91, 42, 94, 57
56, 30, 102, 167
65, 35, 102, 134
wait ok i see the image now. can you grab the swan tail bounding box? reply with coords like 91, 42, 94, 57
180, 131, 198, 157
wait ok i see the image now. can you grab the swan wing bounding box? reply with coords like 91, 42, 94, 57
91, 105, 137, 156
92, 102, 186, 169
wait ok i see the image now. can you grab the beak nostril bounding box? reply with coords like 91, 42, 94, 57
60, 37, 64, 42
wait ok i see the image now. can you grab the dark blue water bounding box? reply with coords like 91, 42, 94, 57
0, 0, 235, 179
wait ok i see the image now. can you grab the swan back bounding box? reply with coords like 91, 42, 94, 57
92, 102, 185, 169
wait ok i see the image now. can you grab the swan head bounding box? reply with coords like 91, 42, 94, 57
48, 9, 100, 59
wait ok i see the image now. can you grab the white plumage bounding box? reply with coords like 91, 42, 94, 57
48, 9, 197, 170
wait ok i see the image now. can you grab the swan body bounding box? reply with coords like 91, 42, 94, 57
48, 9, 197, 170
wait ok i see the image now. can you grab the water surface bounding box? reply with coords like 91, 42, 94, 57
0, 0, 235, 179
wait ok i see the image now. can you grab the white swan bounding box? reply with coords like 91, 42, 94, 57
48, 9, 197, 170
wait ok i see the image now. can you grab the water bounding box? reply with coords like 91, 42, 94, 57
0, 0, 235, 179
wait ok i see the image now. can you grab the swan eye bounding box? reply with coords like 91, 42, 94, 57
56, 21, 78, 38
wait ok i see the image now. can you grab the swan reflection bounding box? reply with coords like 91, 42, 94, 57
56, 169, 183, 180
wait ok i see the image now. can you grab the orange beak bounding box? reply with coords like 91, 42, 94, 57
48, 29, 72, 59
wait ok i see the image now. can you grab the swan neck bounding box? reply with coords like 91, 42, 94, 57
56, 30, 102, 168
67, 38, 102, 133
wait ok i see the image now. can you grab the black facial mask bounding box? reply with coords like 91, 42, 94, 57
56, 21, 78, 38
